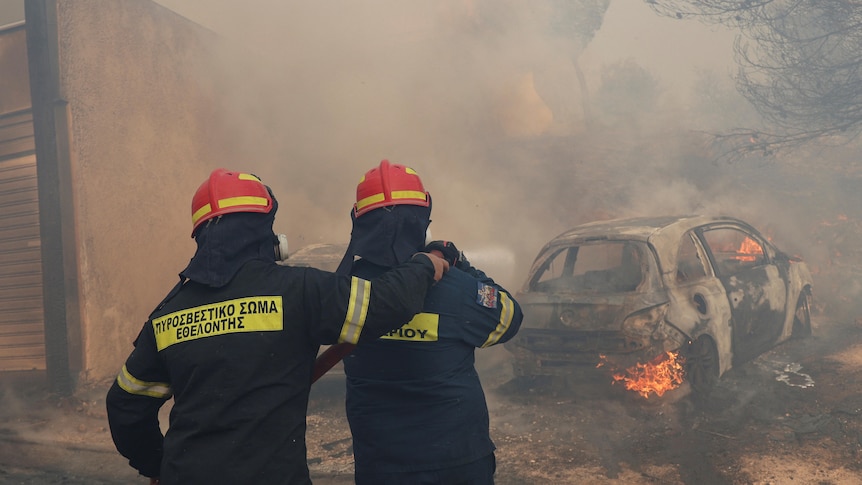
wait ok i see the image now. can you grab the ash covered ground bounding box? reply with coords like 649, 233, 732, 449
1, 310, 861, 484
304, 312, 862, 485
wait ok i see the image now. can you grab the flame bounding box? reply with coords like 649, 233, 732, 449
596, 354, 607, 368
609, 351, 686, 399
735, 237, 763, 262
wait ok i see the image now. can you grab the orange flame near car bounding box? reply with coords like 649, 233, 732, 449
610, 351, 686, 399
735, 237, 763, 262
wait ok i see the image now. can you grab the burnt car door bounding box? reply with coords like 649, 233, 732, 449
698, 224, 788, 365
669, 231, 731, 342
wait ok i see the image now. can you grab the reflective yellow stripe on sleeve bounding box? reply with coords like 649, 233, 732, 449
481, 291, 515, 348
116, 365, 172, 399
338, 277, 371, 344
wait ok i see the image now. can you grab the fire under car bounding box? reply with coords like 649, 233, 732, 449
505, 215, 814, 399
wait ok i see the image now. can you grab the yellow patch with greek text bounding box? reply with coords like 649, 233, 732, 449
380, 312, 439, 341
153, 296, 283, 350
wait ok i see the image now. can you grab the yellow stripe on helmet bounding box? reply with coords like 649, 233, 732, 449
217, 195, 270, 210
390, 190, 427, 202
192, 203, 212, 226
355, 193, 386, 213
355, 190, 427, 214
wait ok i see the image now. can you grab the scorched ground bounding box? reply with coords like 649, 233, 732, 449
1, 314, 861, 484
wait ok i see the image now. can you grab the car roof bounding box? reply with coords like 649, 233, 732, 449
545, 215, 747, 246
287, 243, 348, 271
551, 215, 713, 242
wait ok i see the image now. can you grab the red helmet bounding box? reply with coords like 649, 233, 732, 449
353, 160, 430, 218
190, 168, 274, 237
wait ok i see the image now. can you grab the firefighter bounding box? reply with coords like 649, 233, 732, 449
105, 168, 449, 485
335, 160, 523, 485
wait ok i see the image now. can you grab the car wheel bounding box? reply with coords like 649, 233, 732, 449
685, 335, 720, 399
791, 290, 812, 338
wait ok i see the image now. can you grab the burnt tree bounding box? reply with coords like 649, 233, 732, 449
647, 0, 862, 161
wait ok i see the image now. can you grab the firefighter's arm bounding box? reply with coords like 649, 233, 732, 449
312, 253, 447, 345
105, 325, 171, 479
461, 278, 524, 348
424, 240, 522, 346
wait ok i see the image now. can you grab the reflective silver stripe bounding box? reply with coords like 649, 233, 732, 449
339, 277, 371, 344
482, 291, 515, 348
116, 364, 172, 399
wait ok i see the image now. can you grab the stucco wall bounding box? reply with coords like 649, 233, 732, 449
56, 0, 238, 381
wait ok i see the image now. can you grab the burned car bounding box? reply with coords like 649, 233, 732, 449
505, 215, 814, 398
283, 243, 348, 272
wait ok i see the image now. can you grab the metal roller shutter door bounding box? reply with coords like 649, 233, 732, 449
0, 109, 46, 371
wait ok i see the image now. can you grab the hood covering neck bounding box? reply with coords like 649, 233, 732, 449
181, 203, 278, 288
336, 203, 431, 274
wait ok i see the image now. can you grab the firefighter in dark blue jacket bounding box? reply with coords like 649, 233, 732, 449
335, 160, 523, 485
105, 168, 449, 485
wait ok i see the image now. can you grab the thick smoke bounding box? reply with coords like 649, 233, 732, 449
155, 0, 860, 342
3, 1, 860, 481
153, 2, 727, 285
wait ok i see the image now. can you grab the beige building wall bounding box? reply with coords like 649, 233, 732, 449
56, 0, 238, 382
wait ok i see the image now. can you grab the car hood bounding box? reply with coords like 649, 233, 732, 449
515, 290, 669, 331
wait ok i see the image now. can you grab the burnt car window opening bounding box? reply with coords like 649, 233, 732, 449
531, 241, 649, 293
701, 228, 766, 276
676, 232, 709, 283
534, 247, 572, 286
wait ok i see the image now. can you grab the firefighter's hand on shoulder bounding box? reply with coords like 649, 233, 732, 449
424, 240, 463, 267
413, 251, 450, 282
426, 240, 491, 282
425, 240, 478, 271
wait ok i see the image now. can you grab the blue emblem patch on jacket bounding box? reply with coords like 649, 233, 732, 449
476, 282, 498, 308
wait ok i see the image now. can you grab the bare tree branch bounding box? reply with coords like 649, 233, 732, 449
647, 0, 862, 161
